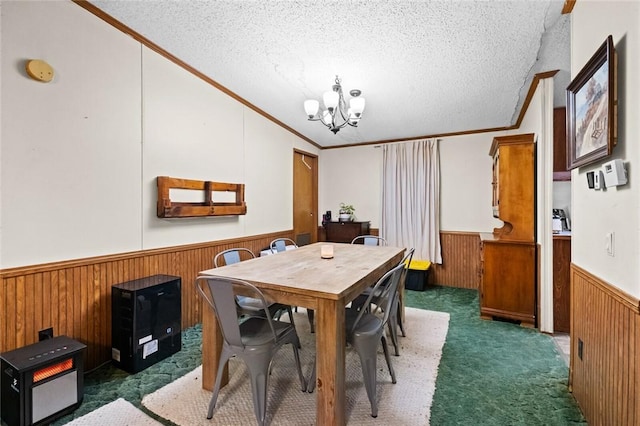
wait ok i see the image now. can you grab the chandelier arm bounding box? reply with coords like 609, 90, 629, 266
307, 115, 333, 129
336, 104, 350, 124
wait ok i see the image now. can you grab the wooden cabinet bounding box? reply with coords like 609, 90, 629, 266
553, 235, 571, 332
480, 236, 536, 326
481, 134, 537, 327
325, 221, 370, 243
489, 134, 535, 242
553, 107, 571, 181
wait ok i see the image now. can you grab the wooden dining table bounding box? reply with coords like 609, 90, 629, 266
198, 241, 405, 425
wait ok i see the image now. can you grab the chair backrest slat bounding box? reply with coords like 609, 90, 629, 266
223, 250, 241, 265
270, 238, 298, 253
213, 248, 255, 268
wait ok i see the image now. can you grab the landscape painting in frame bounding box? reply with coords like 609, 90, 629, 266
566, 35, 617, 169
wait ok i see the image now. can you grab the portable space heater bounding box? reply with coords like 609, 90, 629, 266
1, 336, 86, 426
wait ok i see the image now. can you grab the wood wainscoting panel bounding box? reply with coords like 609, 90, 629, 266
431, 231, 481, 289
0, 231, 293, 370
570, 264, 639, 425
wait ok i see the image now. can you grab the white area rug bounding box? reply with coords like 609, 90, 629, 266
65, 398, 162, 426
142, 307, 449, 425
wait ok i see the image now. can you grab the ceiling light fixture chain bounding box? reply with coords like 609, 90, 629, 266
304, 75, 365, 134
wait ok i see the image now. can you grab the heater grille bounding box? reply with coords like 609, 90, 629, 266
33, 358, 73, 383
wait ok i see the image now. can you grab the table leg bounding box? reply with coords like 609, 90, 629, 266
315, 298, 346, 425
202, 305, 228, 390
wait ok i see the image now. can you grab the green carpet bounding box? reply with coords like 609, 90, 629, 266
52, 326, 203, 425
406, 286, 586, 425
54, 285, 585, 425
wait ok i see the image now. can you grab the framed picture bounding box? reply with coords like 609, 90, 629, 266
566, 35, 617, 169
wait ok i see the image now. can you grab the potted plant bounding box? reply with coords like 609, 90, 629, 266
339, 203, 355, 221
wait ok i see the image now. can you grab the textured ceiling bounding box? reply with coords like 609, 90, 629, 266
89, 0, 570, 148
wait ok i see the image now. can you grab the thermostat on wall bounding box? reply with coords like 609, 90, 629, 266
602, 159, 627, 187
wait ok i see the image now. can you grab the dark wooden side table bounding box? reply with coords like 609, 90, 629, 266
325, 221, 371, 243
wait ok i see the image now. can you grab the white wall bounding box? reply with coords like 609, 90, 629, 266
0, 1, 318, 268
571, 1, 640, 298
553, 181, 572, 223
1, 1, 142, 267
319, 132, 509, 233
439, 132, 505, 232
319, 146, 382, 227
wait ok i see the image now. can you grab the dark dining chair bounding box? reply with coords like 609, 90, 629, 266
349, 244, 415, 355
307, 262, 405, 419
386, 248, 415, 354
195, 276, 307, 426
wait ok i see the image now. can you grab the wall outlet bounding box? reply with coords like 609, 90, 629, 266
578, 338, 583, 360
38, 327, 53, 341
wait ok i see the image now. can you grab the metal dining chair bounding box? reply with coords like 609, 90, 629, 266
214, 247, 256, 267
306, 262, 404, 419
351, 235, 387, 246
349, 235, 414, 355
269, 238, 298, 253
387, 248, 415, 354
195, 276, 307, 426
351, 248, 414, 355
214, 248, 296, 326
344, 262, 404, 417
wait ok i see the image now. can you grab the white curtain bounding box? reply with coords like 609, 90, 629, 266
381, 139, 442, 263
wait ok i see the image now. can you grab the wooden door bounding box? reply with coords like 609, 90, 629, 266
293, 150, 318, 246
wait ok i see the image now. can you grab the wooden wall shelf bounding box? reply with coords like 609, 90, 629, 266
157, 176, 247, 218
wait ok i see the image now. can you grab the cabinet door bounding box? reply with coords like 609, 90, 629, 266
553, 237, 571, 332
481, 242, 536, 326
553, 107, 571, 180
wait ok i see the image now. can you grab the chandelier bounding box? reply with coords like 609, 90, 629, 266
303, 76, 365, 134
